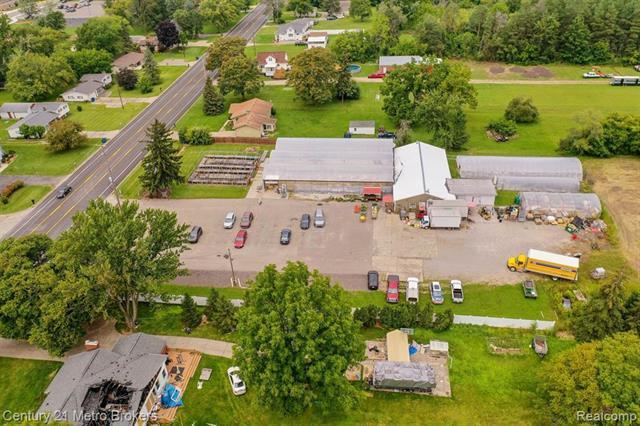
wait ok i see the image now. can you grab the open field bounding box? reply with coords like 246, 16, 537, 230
175, 94, 230, 131
0, 185, 51, 215
461, 60, 638, 81
245, 42, 307, 59
68, 102, 147, 130
0, 141, 100, 176
155, 47, 206, 62
0, 357, 61, 413
117, 66, 189, 98
313, 12, 377, 31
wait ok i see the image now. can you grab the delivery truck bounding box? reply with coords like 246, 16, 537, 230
507, 249, 579, 281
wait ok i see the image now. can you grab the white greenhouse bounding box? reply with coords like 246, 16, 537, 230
518, 192, 602, 220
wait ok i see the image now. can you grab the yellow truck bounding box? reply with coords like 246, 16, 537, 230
507, 249, 579, 281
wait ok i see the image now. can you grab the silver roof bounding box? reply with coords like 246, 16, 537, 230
112, 332, 166, 356
277, 18, 313, 35
0, 102, 32, 113
349, 120, 375, 128
445, 178, 496, 196
8, 111, 58, 131
456, 155, 583, 179
379, 56, 423, 66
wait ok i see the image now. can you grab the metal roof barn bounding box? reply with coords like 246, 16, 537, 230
393, 142, 455, 202
518, 192, 602, 219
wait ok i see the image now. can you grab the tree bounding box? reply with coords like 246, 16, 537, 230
180, 127, 211, 145
235, 263, 362, 415
205, 36, 247, 70
173, 8, 203, 38
204, 289, 237, 333
349, 0, 371, 21
37, 11, 66, 30
51, 199, 189, 332
625, 292, 640, 336
268, 0, 283, 23
0, 15, 11, 86
13, 26, 69, 56
353, 305, 379, 328
203, 76, 225, 115
76, 16, 132, 57
181, 294, 201, 329
395, 120, 413, 146
140, 119, 184, 198
335, 68, 360, 101
330, 31, 376, 63
570, 277, 627, 342
379, 0, 406, 38
19, 124, 46, 139
199, 0, 241, 31
560, 16, 593, 64
287, 0, 313, 17
45, 120, 88, 152
6, 52, 75, 101
288, 48, 340, 105
129, 0, 169, 30
505, 97, 539, 123
218, 56, 263, 99
142, 48, 161, 84
417, 14, 446, 56
18, 0, 38, 18
117, 67, 138, 90
137, 73, 153, 94
155, 20, 180, 49
322, 0, 340, 16
61, 49, 113, 79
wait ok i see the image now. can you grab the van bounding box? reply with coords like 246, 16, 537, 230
406, 277, 419, 304
314, 207, 325, 227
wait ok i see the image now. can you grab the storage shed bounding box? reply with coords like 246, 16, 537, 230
456, 156, 583, 192
445, 178, 496, 206
262, 137, 395, 194
518, 192, 602, 220
428, 207, 461, 229
349, 120, 375, 135
372, 361, 436, 393
386, 330, 410, 363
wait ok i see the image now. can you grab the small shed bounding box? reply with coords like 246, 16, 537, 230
428, 207, 461, 229
518, 192, 602, 220
445, 178, 496, 206
426, 199, 469, 219
349, 120, 375, 135
386, 329, 410, 363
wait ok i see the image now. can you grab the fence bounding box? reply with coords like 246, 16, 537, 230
211, 136, 276, 145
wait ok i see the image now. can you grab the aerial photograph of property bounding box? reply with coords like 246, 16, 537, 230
0, 0, 639, 424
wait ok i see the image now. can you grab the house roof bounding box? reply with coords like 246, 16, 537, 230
32, 102, 67, 112
0, 102, 33, 113
112, 51, 145, 68
63, 80, 103, 96
349, 120, 375, 128
379, 56, 423, 66
307, 31, 328, 41
256, 51, 288, 66
8, 111, 59, 132
445, 178, 496, 196
80, 73, 111, 83
112, 332, 166, 356
393, 142, 455, 202
229, 98, 273, 119
277, 18, 313, 35
233, 112, 276, 131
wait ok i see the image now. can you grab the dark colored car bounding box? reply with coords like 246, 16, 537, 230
56, 185, 72, 199
523, 280, 538, 298
234, 230, 247, 248
295, 40, 307, 46
240, 211, 254, 228
326, 15, 338, 20
187, 226, 203, 243
300, 214, 311, 229
367, 270, 379, 290
280, 228, 292, 245
378, 132, 396, 139
386, 274, 399, 303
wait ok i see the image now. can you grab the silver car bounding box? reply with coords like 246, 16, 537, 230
223, 212, 236, 229
314, 207, 325, 227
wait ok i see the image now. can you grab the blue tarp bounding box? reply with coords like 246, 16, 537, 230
161, 383, 183, 408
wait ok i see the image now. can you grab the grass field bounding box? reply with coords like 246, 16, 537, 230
245, 43, 307, 59
495, 190, 518, 206
117, 66, 189, 98
68, 103, 147, 131
462, 60, 638, 81
313, 12, 377, 31
0, 141, 100, 176
175, 95, 231, 131
0, 357, 61, 413
0, 185, 51, 215
175, 325, 574, 425
155, 47, 206, 62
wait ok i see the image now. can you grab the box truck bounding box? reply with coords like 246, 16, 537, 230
507, 249, 579, 281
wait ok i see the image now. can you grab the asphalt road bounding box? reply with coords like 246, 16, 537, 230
6, 3, 269, 239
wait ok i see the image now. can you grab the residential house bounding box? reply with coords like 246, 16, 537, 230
38, 333, 169, 426
0, 102, 69, 120
80, 73, 113, 87
61, 81, 105, 102
32, 102, 70, 118
7, 111, 60, 138
349, 120, 376, 135
257, 52, 290, 77
307, 32, 328, 48
276, 18, 314, 42
228, 98, 276, 138
112, 52, 145, 72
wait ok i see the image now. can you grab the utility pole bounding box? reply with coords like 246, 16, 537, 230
224, 248, 237, 286
101, 141, 121, 207
115, 83, 124, 109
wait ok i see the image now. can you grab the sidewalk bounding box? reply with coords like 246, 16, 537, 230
154, 335, 234, 358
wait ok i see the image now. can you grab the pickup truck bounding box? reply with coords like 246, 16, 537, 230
451, 280, 464, 303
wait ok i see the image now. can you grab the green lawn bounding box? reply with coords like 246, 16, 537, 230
119, 144, 272, 199
117, 66, 189, 98
461, 60, 636, 81
68, 103, 147, 131
313, 12, 377, 31
245, 43, 307, 59
0, 357, 61, 413
175, 95, 231, 131
155, 47, 206, 62
0, 141, 100, 175
175, 325, 574, 425
495, 190, 519, 206
0, 185, 51, 215
254, 25, 277, 44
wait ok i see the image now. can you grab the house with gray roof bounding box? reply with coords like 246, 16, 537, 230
8, 111, 60, 139
62, 80, 106, 102
80, 73, 113, 87
0, 102, 69, 120
276, 18, 314, 42
38, 333, 169, 426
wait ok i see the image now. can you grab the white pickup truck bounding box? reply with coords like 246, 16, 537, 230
451, 280, 464, 303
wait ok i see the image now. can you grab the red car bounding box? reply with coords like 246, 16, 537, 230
368, 72, 385, 79
234, 230, 247, 248
386, 274, 400, 303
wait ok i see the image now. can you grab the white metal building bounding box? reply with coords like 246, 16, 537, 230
348, 120, 375, 135
445, 178, 496, 206
393, 142, 455, 210
262, 137, 395, 194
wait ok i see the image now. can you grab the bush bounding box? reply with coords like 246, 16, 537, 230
432, 309, 454, 331
137, 74, 153, 94
1, 180, 25, 199
76, 105, 83, 112
353, 305, 379, 327
486, 118, 517, 140
505, 97, 539, 123
181, 127, 212, 145
116, 68, 138, 90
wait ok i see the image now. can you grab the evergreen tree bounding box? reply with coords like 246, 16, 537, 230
560, 16, 592, 64
181, 293, 201, 329
140, 120, 183, 198
570, 276, 627, 342
142, 48, 161, 85
203, 76, 224, 115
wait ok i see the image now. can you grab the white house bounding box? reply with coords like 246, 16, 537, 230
256, 51, 289, 77
349, 120, 376, 135
0, 102, 69, 120
80, 73, 113, 87
276, 18, 314, 42
7, 111, 59, 138
307, 32, 328, 48
62, 80, 105, 102
33, 102, 70, 118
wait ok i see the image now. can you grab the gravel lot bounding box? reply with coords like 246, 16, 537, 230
139, 198, 575, 290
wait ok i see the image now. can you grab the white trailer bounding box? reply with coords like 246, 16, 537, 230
428, 207, 461, 229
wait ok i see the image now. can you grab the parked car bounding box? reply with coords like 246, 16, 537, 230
451, 280, 464, 303
56, 185, 72, 199
234, 230, 247, 248
430, 281, 444, 304
240, 211, 254, 228
326, 14, 338, 20
378, 132, 396, 139
295, 40, 307, 46
522, 279, 538, 298
223, 212, 236, 229
386, 274, 399, 303
367, 270, 379, 290
280, 228, 292, 245
300, 213, 311, 229
368, 72, 385, 79
314, 207, 325, 227
187, 225, 203, 243
406, 277, 419, 304
634, 64, 640, 72
227, 366, 246, 396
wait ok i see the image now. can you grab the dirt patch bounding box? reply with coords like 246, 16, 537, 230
583, 157, 640, 272
489, 65, 505, 74
509, 65, 554, 79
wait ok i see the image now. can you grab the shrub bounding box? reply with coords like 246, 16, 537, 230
432, 309, 454, 331
353, 305, 379, 328
1, 180, 25, 199
486, 118, 517, 141
137, 73, 153, 94
505, 97, 539, 123
116, 68, 138, 90
181, 127, 212, 145
76, 105, 83, 112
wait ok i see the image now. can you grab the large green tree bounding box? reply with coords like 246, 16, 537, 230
59, 48, 113, 79
0, 15, 12, 86
203, 76, 225, 115
288, 48, 340, 105
142, 47, 161, 85
199, 0, 241, 31
51, 199, 189, 331
37, 10, 66, 30
173, 8, 203, 38
6, 52, 75, 101
570, 277, 627, 342
287, 0, 313, 17
76, 16, 132, 57
235, 262, 362, 415
130, 0, 169, 30
218, 55, 263, 99
205, 36, 247, 70
155, 20, 180, 49
45, 120, 88, 152
140, 120, 184, 197
349, 0, 371, 21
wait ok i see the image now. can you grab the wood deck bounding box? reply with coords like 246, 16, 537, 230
155, 348, 202, 423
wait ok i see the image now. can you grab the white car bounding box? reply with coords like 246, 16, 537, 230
451, 280, 464, 303
223, 212, 236, 229
227, 366, 246, 396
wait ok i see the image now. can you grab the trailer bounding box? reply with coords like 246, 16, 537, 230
508, 249, 579, 281
610, 76, 640, 86
428, 207, 461, 229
